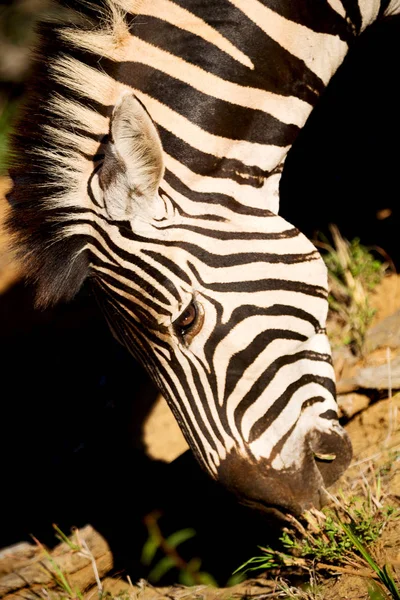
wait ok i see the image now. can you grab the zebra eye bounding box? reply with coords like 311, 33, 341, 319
173, 301, 204, 343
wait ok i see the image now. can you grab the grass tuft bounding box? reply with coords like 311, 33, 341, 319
316, 225, 388, 354
235, 461, 400, 599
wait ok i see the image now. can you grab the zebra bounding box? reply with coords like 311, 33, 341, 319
7, 0, 397, 516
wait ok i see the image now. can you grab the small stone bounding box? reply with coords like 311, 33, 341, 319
337, 393, 370, 418
355, 354, 400, 390
365, 309, 400, 353
337, 354, 400, 393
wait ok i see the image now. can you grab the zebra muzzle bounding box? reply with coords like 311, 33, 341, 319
216, 425, 352, 516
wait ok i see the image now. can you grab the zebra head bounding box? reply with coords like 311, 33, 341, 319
14, 90, 349, 516
83, 94, 352, 516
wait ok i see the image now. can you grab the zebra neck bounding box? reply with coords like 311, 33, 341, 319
96, 0, 386, 214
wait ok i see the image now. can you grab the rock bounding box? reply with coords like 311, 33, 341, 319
337, 393, 370, 418
332, 347, 357, 382
95, 576, 277, 600
337, 354, 400, 393
365, 309, 400, 353
0, 525, 112, 600
0, 543, 39, 578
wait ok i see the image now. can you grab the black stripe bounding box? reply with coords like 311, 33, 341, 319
190, 263, 328, 297
340, 0, 362, 33
116, 61, 300, 146
141, 250, 192, 285
151, 222, 300, 241
257, 0, 354, 41
164, 170, 276, 217
187, 247, 317, 268
224, 330, 307, 406
158, 126, 268, 187
225, 303, 323, 331
127, 10, 324, 103
202, 302, 324, 389
248, 374, 335, 442
268, 395, 326, 461
159, 190, 226, 222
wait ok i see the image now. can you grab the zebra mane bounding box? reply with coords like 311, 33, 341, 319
7, 0, 129, 306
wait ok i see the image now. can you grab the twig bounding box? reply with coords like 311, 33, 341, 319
316, 562, 379, 579
77, 538, 103, 594
384, 347, 398, 447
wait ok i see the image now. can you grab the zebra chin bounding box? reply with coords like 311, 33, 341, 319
216, 426, 352, 517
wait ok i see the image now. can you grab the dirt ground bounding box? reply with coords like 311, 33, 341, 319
0, 178, 399, 599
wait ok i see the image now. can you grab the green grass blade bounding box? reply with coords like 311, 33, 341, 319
165, 528, 196, 549
140, 535, 159, 566
368, 579, 390, 600
341, 522, 400, 599
148, 556, 176, 583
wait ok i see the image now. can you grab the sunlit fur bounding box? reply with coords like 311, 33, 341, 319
7, 0, 398, 513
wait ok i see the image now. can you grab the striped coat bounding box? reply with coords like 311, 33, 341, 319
7, 0, 398, 514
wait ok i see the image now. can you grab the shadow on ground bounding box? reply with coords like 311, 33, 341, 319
0, 280, 277, 585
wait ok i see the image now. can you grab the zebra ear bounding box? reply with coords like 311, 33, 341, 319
98, 94, 165, 221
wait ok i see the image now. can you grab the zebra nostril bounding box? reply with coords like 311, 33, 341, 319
309, 426, 352, 489
313, 451, 337, 462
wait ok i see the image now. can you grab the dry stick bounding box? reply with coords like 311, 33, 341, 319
78, 538, 103, 594
384, 346, 399, 449
316, 562, 379, 579
384, 347, 394, 447
359, 468, 383, 510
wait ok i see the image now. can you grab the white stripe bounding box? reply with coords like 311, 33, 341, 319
157, 356, 224, 471
326, 0, 347, 18
219, 318, 316, 403
251, 381, 334, 465
357, 0, 380, 30
127, 0, 254, 69
125, 89, 289, 171
384, 0, 400, 16
125, 34, 311, 127
228, 0, 349, 84
243, 357, 334, 443
164, 153, 287, 211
